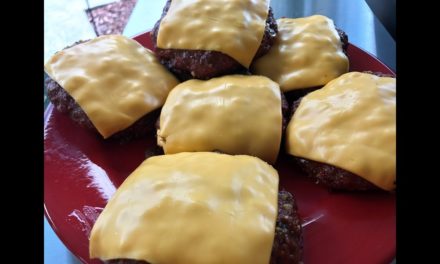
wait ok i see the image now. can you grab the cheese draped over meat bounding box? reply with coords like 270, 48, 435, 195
286, 72, 396, 191
157, 75, 283, 164
90, 152, 279, 264
157, 0, 270, 68
44, 35, 179, 138
252, 16, 349, 91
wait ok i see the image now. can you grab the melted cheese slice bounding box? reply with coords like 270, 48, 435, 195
286, 72, 396, 191
157, 75, 282, 164
252, 16, 349, 91
90, 152, 279, 264
44, 35, 179, 138
157, 0, 269, 68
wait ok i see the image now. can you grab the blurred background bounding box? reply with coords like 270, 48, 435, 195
44, 0, 395, 263
44, 0, 396, 65
44, 0, 136, 62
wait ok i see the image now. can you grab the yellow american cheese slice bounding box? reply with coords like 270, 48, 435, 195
252, 16, 349, 91
44, 35, 179, 139
157, 75, 282, 164
157, 0, 270, 68
90, 152, 279, 264
286, 72, 396, 191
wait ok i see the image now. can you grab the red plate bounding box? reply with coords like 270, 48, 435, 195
44, 31, 396, 264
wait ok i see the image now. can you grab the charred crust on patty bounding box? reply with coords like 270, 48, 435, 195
280, 92, 289, 133
45, 76, 95, 130
295, 157, 380, 191
151, 0, 278, 81
270, 190, 303, 264
104, 190, 303, 264
336, 28, 349, 55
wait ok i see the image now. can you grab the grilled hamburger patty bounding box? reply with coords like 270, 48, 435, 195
287, 78, 389, 191
104, 190, 303, 264
151, 0, 278, 81
45, 76, 160, 142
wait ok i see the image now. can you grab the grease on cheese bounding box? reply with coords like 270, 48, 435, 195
90, 152, 279, 264
157, 75, 282, 164
252, 16, 349, 91
286, 72, 396, 191
157, 0, 269, 68
44, 35, 179, 139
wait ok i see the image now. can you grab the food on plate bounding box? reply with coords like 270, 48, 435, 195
151, 0, 278, 80
44, 35, 179, 140
252, 15, 349, 94
156, 75, 285, 164
89, 152, 303, 264
285, 72, 396, 191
